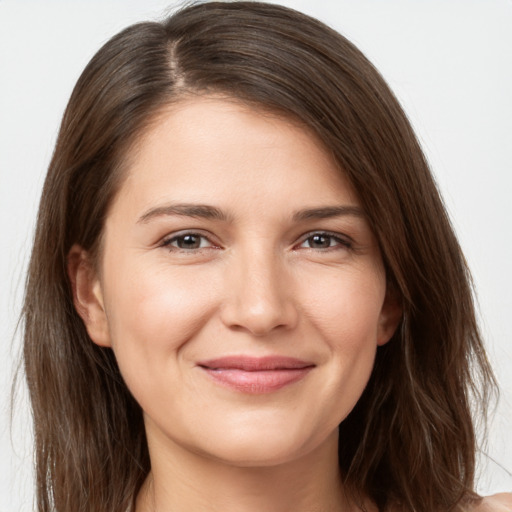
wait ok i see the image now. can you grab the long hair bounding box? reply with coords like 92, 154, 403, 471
22, 2, 495, 511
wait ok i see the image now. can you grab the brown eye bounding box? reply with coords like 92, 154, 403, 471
163, 233, 213, 250
306, 234, 332, 249
176, 234, 202, 249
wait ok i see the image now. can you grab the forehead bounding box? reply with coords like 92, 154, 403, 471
113, 96, 358, 210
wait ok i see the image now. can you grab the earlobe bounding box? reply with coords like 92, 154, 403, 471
67, 244, 111, 347
377, 286, 402, 346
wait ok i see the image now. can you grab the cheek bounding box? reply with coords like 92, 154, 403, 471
103, 257, 218, 367
298, 267, 386, 414
299, 265, 386, 347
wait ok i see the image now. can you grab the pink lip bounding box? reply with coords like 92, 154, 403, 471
197, 356, 315, 394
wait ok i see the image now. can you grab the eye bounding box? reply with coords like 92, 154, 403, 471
162, 232, 215, 251
298, 232, 352, 250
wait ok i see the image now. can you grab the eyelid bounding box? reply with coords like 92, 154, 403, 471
294, 230, 353, 250
161, 230, 221, 250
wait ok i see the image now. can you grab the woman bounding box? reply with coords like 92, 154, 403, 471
21, 2, 511, 511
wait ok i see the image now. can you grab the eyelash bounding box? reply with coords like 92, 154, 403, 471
161, 231, 353, 253
161, 232, 218, 252
297, 232, 353, 251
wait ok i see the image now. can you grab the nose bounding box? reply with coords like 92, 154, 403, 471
219, 247, 299, 337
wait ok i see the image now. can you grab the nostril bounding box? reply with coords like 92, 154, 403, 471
220, 298, 298, 337
218, 260, 299, 335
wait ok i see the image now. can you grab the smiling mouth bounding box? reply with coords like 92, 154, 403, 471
197, 356, 315, 394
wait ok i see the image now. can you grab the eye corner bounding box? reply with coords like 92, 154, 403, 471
160, 231, 222, 252
294, 231, 354, 252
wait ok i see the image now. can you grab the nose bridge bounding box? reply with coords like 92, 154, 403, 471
220, 242, 297, 336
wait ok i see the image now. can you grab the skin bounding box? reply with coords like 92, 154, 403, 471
69, 97, 509, 511
475, 494, 512, 512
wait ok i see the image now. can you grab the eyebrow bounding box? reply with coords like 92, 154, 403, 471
137, 203, 230, 224
137, 202, 365, 224
292, 205, 365, 221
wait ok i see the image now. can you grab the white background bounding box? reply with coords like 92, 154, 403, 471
1, 1, 511, 510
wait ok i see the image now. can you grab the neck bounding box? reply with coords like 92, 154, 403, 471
136, 426, 354, 512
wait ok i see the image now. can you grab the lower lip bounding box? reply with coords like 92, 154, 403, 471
201, 367, 313, 394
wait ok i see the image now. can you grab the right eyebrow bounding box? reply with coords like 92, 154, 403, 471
137, 203, 231, 224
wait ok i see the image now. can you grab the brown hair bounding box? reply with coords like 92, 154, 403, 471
22, 2, 495, 511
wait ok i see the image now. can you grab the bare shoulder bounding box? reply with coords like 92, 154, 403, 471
468, 493, 512, 511
384, 494, 512, 512
388, 494, 512, 512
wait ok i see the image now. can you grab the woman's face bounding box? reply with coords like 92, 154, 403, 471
75, 96, 399, 467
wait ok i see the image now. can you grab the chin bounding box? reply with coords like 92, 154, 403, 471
190, 415, 338, 469
202, 436, 312, 468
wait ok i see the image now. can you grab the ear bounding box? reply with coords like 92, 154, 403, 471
67, 244, 111, 347
376, 284, 402, 346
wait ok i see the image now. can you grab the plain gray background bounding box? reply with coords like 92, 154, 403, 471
1, 1, 511, 510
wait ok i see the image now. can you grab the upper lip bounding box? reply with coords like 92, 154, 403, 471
197, 356, 315, 371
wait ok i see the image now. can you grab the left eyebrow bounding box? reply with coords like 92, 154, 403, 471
292, 205, 365, 222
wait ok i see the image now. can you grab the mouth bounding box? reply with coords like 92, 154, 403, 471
196, 356, 315, 394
